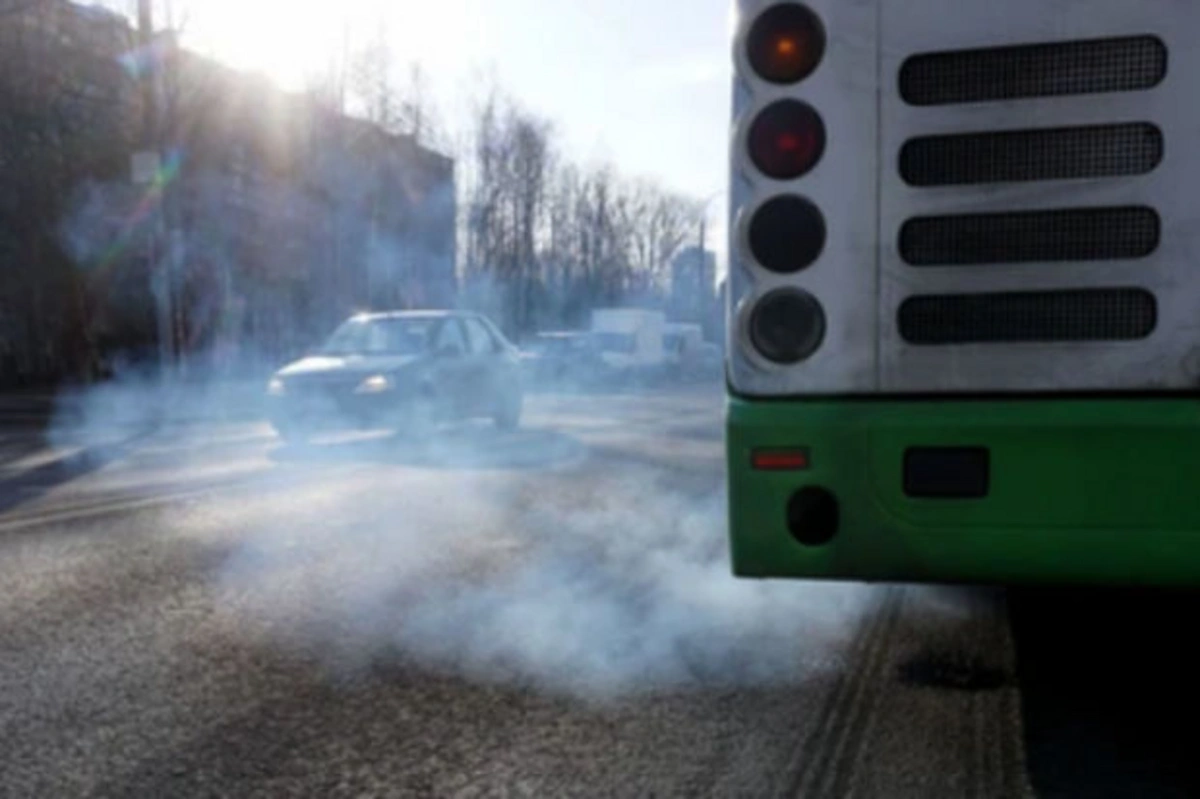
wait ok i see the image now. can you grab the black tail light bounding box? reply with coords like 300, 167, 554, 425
748, 195, 826, 273
749, 288, 826, 364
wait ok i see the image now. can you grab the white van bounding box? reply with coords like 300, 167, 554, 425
590, 309, 666, 374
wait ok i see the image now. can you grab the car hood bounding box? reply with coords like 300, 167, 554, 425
276, 354, 422, 378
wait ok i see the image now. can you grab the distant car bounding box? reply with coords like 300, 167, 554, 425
520, 331, 607, 386
266, 311, 523, 441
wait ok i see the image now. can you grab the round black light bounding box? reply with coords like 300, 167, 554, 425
747, 100, 826, 180
749, 289, 825, 364
787, 486, 839, 546
747, 3, 826, 84
748, 195, 826, 273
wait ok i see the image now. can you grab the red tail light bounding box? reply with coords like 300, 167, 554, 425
747, 4, 825, 84
752, 449, 811, 470
748, 101, 825, 180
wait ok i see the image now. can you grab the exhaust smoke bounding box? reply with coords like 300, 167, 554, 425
218, 455, 870, 701
42, 148, 868, 706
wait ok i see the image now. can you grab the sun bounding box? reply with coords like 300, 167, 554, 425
182, 0, 470, 91
185, 0, 357, 89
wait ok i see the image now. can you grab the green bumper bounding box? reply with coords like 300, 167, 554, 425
727, 395, 1200, 586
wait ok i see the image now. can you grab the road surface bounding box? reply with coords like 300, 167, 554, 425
0, 384, 1197, 797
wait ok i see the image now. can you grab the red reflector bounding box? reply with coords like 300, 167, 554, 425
752, 449, 810, 470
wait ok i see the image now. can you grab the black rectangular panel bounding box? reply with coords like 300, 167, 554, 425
899, 207, 1160, 266
900, 36, 1167, 106
904, 447, 990, 498
900, 124, 1163, 187
898, 289, 1157, 344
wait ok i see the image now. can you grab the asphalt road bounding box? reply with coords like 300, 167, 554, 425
0, 384, 1196, 797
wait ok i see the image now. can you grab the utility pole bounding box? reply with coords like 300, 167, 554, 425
137, 0, 173, 382
696, 215, 707, 324
696, 192, 721, 328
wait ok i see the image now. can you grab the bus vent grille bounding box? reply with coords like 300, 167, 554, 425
899, 207, 1160, 266
900, 36, 1167, 106
900, 123, 1162, 186
898, 289, 1157, 344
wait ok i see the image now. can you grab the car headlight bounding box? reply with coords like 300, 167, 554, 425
355, 374, 393, 394
267, 377, 286, 397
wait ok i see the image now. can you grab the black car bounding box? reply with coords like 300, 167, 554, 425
266, 311, 523, 441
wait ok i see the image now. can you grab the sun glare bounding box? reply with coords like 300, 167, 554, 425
185, 0, 338, 88
185, 0, 476, 90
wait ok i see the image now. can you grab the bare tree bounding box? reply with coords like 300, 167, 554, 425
349, 33, 442, 147
621, 178, 699, 289
304, 62, 349, 116
351, 27, 398, 132
304, 16, 351, 114
460, 89, 554, 335
459, 79, 704, 336
397, 62, 441, 146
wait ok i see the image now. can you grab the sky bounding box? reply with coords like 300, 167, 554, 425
103, 0, 734, 235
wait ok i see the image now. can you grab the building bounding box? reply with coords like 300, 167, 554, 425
0, 0, 457, 383
0, 1, 137, 384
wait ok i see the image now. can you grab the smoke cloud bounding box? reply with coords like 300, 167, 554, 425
47, 166, 863, 705
218, 455, 869, 700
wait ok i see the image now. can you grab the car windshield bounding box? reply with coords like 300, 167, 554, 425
320, 318, 433, 356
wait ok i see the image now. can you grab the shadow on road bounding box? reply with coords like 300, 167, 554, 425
1010, 588, 1200, 798
0, 435, 50, 470
268, 424, 586, 472
0, 429, 153, 515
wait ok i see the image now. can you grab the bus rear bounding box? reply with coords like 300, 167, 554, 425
725, 0, 1200, 585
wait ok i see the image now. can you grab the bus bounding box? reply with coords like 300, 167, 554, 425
725, 0, 1197, 585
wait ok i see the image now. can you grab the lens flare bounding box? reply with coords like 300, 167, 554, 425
95, 149, 186, 271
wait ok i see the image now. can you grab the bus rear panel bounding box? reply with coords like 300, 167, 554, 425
726, 0, 1200, 585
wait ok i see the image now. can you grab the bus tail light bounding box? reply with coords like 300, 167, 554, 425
747, 4, 826, 84
748, 195, 826, 273
748, 288, 826, 364
748, 100, 826, 180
